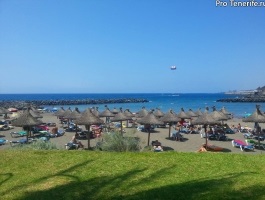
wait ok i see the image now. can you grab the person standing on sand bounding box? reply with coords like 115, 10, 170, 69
237, 123, 241, 133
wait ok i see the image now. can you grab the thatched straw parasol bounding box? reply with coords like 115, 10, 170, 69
111, 108, 132, 135
0, 107, 11, 119
75, 108, 103, 149
177, 108, 191, 119
61, 107, 73, 128
191, 112, 220, 148
99, 105, 115, 124
220, 107, 232, 117
12, 109, 42, 142
136, 107, 149, 118
124, 109, 135, 127
112, 107, 119, 114
210, 106, 229, 122
154, 108, 164, 118
243, 105, 265, 149
91, 107, 100, 117
187, 109, 198, 118
54, 107, 65, 117
160, 109, 181, 138
137, 110, 163, 146
64, 107, 81, 119
195, 108, 203, 116
29, 108, 43, 119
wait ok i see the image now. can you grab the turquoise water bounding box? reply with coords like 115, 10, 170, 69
0, 93, 264, 118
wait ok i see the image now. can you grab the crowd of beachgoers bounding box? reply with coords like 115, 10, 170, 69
0, 107, 265, 154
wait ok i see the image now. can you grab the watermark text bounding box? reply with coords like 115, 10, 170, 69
216, 0, 265, 7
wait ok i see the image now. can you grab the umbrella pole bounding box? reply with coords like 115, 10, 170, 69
257, 123, 261, 150
120, 120, 123, 136
148, 129, 151, 146
26, 127, 30, 142
168, 123, 171, 138
86, 125, 91, 150
204, 125, 208, 148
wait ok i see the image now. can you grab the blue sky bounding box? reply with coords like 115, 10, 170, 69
0, 0, 265, 93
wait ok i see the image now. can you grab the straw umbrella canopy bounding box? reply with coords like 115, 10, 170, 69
243, 105, 265, 149
137, 110, 163, 146
75, 108, 103, 149
66, 108, 82, 131
195, 108, 203, 116
124, 109, 135, 128
191, 112, 221, 148
12, 109, 42, 142
187, 109, 198, 118
154, 108, 165, 118
63, 107, 81, 120
220, 107, 231, 116
124, 109, 134, 118
210, 106, 229, 123
177, 108, 191, 119
29, 108, 43, 119
111, 108, 132, 135
91, 107, 100, 117
61, 107, 73, 128
99, 105, 115, 124
111, 107, 119, 115
220, 107, 233, 120
160, 109, 181, 138
136, 107, 149, 118
54, 107, 65, 117
0, 107, 11, 119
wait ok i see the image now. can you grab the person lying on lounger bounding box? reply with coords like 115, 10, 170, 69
71, 133, 84, 149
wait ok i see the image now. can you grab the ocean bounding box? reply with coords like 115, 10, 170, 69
1, 93, 264, 118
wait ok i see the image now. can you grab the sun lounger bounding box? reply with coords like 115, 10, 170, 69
246, 139, 265, 150
243, 133, 254, 139
9, 138, 34, 147
65, 142, 79, 150
0, 139, 8, 145
232, 140, 254, 151
10, 131, 27, 138
201, 143, 224, 151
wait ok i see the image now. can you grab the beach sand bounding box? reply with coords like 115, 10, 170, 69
1, 112, 264, 154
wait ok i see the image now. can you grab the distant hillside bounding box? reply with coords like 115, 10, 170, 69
219, 85, 265, 102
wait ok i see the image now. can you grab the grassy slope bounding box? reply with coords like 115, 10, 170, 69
0, 151, 265, 200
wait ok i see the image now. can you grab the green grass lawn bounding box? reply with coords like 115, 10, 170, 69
0, 150, 264, 200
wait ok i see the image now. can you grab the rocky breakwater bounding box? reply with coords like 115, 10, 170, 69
217, 95, 265, 103
0, 98, 149, 109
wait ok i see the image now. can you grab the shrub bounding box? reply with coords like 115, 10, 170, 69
96, 132, 141, 152
12, 140, 59, 150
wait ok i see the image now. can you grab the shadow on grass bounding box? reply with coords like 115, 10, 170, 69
0, 173, 13, 186
16, 163, 264, 200
1, 159, 94, 197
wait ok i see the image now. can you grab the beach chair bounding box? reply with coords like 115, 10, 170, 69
231, 140, 241, 148
243, 133, 254, 139
204, 144, 223, 151
10, 131, 27, 138
65, 142, 79, 150
0, 139, 8, 145
246, 139, 265, 150
232, 140, 254, 151
240, 145, 254, 151
9, 138, 34, 147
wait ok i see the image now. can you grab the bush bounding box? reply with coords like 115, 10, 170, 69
12, 140, 59, 150
96, 132, 141, 152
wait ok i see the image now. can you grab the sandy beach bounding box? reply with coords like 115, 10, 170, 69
1, 112, 265, 155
